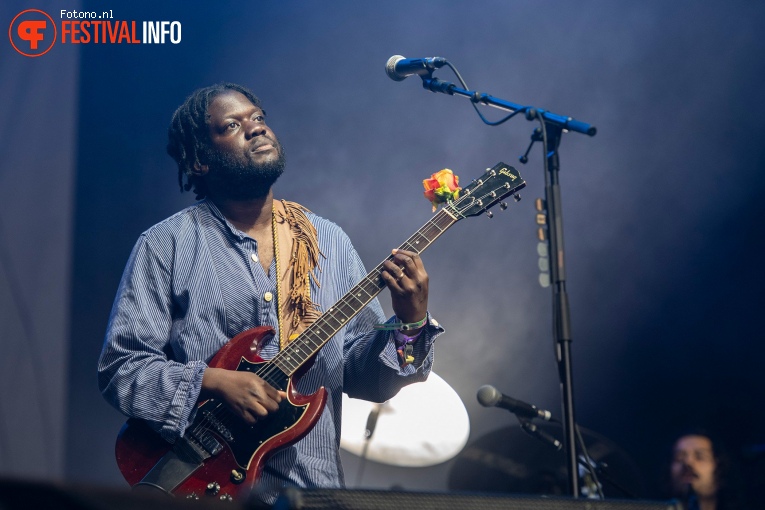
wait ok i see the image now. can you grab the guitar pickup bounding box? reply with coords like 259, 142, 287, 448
202, 410, 235, 443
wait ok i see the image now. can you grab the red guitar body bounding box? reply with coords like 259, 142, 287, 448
114, 326, 327, 501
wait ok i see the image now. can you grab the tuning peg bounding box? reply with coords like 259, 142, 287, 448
513, 194, 522, 202
486, 211, 494, 219
499, 202, 508, 210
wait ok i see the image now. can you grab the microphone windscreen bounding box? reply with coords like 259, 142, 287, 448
385, 55, 406, 81
476, 385, 501, 407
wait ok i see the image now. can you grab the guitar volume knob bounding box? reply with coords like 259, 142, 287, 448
206, 482, 221, 496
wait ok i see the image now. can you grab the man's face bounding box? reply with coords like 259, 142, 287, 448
201, 90, 285, 200
671, 435, 718, 499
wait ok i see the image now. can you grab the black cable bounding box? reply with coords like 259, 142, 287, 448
444, 61, 530, 126
575, 424, 605, 499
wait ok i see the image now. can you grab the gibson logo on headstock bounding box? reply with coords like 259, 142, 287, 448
498, 167, 518, 180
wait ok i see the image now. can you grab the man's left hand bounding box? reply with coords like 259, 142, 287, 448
381, 249, 429, 331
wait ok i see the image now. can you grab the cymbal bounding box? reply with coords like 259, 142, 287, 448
341, 372, 470, 467
448, 423, 645, 497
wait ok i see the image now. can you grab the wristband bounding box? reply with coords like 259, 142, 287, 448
373, 316, 428, 331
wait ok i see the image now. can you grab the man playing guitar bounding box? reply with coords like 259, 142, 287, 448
98, 83, 442, 503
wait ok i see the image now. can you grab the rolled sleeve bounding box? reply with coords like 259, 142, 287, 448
98, 234, 206, 442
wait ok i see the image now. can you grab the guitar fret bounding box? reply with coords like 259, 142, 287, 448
279, 348, 300, 367
308, 321, 330, 340
285, 344, 306, 367
338, 300, 357, 317
428, 218, 446, 233
303, 328, 326, 350
424, 223, 443, 237
436, 212, 455, 229
407, 231, 430, 250
343, 293, 367, 310
321, 313, 343, 331
360, 275, 383, 294
274, 357, 296, 373
329, 305, 351, 321
353, 285, 375, 301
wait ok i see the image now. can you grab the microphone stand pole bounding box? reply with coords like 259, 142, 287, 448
420, 75, 596, 497
543, 123, 580, 497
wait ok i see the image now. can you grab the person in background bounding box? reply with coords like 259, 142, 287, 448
669, 431, 744, 510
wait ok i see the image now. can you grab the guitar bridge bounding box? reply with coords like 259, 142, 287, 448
187, 424, 224, 457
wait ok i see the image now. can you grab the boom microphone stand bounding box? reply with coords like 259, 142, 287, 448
418, 72, 596, 496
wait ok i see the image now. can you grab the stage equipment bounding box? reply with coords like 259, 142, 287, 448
340, 372, 470, 469
267, 488, 679, 510
385, 54, 596, 496
385, 55, 447, 81
448, 424, 643, 499
477, 384, 553, 421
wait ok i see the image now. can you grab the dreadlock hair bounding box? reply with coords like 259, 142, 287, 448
166, 83, 263, 200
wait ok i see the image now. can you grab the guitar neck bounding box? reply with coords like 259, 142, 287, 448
269, 205, 461, 376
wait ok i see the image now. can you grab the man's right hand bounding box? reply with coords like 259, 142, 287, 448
200, 367, 286, 425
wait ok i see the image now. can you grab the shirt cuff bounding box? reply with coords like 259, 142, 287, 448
378, 312, 443, 373
159, 360, 206, 442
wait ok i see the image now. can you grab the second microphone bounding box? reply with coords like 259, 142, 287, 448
477, 385, 553, 421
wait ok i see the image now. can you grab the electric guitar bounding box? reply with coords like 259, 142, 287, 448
114, 162, 526, 501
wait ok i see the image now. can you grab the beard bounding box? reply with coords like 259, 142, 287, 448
202, 141, 286, 200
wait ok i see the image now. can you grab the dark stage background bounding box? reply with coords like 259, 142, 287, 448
1, 0, 764, 502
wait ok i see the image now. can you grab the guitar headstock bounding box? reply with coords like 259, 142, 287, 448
450, 162, 526, 218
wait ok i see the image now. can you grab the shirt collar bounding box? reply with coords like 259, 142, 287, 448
202, 198, 251, 242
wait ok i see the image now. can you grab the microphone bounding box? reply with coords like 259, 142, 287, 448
385, 55, 447, 81
476, 385, 553, 421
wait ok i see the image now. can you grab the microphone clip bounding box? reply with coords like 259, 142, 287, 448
518, 419, 562, 451
421, 77, 455, 95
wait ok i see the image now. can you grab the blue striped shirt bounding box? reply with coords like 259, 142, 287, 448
98, 199, 443, 499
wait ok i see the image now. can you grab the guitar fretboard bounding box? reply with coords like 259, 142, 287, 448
266, 205, 459, 376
